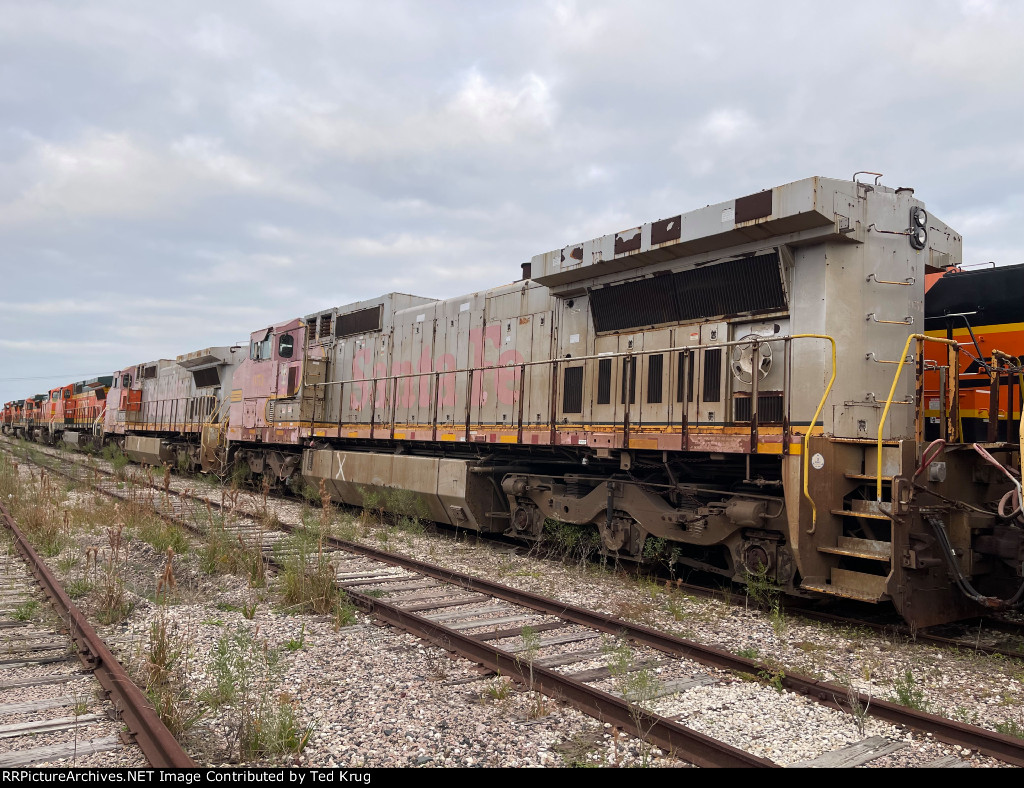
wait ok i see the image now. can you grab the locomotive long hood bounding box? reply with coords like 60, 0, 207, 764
530, 176, 961, 288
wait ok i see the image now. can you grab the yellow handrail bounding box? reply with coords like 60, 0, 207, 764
876, 334, 959, 502
791, 334, 837, 535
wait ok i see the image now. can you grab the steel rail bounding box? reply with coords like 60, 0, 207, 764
317, 531, 1024, 766
9, 439, 1024, 766
0, 499, 195, 768
348, 587, 776, 768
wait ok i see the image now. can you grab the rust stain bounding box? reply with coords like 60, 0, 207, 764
614, 227, 642, 256
651, 215, 681, 246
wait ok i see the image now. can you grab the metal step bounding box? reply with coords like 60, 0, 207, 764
829, 508, 891, 521
818, 536, 891, 562
801, 569, 889, 603
843, 473, 894, 483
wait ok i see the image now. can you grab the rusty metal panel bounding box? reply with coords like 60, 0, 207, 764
735, 190, 773, 223
561, 244, 583, 265
529, 176, 840, 287
390, 308, 418, 429
614, 227, 642, 256
651, 215, 682, 246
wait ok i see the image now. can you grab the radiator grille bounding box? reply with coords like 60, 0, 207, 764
590, 252, 786, 333
191, 367, 220, 388
734, 393, 784, 423
335, 305, 383, 338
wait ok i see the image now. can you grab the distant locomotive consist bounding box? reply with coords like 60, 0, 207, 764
4, 175, 1023, 628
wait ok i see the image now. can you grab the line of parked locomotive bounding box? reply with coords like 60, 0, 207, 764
4, 175, 1022, 627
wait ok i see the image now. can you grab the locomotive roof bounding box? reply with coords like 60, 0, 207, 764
305, 292, 437, 321
530, 174, 959, 288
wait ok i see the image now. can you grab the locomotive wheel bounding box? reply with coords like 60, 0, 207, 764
599, 514, 639, 555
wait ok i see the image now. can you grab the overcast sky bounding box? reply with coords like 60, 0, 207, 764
2, 0, 1023, 404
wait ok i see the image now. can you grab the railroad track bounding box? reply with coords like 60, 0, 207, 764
4, 438, 1024, 767
0, 499, 193, 768
11, 436, 1024, 663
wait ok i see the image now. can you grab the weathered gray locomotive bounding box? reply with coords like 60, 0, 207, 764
7, 175, 1022, 627
274, 175, 1021, 627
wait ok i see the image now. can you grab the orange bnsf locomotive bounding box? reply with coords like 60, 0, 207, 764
924, 263, 1024, 444
5, 175, 1023, 627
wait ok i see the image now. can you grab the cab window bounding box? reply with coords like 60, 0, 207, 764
251, 330, 273, 361
278, 333, 294, 358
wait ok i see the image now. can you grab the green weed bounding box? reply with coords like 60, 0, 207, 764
278, 533, 339, 615
201, 627, 313, 758
889, 669, 930, 712
543, 519, 602, 565
13, 600, 39, 621
66, 578, 93, 599
995, 719, 1024, 739
285, 624, 306, 652
481, 676, 513, 702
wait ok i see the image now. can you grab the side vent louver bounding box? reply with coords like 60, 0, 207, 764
562, 367, 583, 414
702, 349, 722, 403
335, 306, 383, 338
590, 252, 786, 333
597, 359, 612, 405
734, 393, 784, 423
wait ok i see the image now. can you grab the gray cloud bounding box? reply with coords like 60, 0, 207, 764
2, 0, 1023, 401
